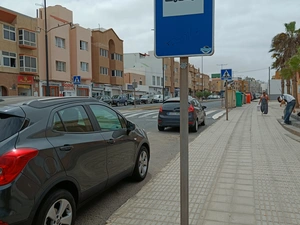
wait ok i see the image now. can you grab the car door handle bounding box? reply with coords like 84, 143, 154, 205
59, 145, 74, 151
107, 139, 115, 144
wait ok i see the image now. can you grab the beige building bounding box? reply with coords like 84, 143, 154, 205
37, 5, 92, 96
91, 28, 124, 97
0, 7, 39, 96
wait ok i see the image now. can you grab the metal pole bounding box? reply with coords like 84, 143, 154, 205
225, 81, 228, 120
268, 66, 271, 96
162, 60, 165, 102
180, 57, 189, 225
134, 87, 136, 108
202, 56, 204, 100
44, 0, 50, 96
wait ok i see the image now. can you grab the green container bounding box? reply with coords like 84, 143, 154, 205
236, 91, 243, 107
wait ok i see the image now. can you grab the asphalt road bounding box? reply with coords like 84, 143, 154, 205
75, 99, 223, 225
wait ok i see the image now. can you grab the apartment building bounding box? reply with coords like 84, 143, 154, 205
123, 72, 148, 96
163, 57, 175, 96
0, 7, 39, 96
37, 5, 92, 97
91, 28, 124, 97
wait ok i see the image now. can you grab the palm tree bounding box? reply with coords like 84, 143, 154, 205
269, 21, 300, 97
288, 47, 300, 108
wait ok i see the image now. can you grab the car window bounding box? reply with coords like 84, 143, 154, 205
0, 113, 24, 142
55, 106, 93, 133
162, 102, 180, 110
90, 105, 123, 131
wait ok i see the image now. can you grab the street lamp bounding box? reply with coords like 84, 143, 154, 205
37, 0, 75, 96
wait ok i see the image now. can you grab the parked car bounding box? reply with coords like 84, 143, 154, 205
111, 94, 128, 106
140, 94, 154, 104
0, 97, 150, 225
153, 94, 163, 103
157, 96, 206, 132
97, 95, 112, 105
128, 96, 141, 105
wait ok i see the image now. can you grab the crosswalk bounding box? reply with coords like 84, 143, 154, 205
119, 109, 226, 120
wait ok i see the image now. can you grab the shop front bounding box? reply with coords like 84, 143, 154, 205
76, 84, 91, 96
17, 75, 33, 96
62, 82, 75, 96
40, 81, 60, 96
92, 83, 104, 97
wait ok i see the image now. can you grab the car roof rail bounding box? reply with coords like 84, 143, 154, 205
24, 97, 98, 108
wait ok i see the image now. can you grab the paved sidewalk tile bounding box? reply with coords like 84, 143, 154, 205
106, 101, 300, 225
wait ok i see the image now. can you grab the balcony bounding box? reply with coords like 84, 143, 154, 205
20, 67, 37, 75
18, 29, 37, 50
19, 55, 37, 75
111, 76, 124, 86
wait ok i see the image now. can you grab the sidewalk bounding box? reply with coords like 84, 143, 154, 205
106, 101, 300, 225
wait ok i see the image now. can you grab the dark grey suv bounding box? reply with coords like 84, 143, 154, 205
0, 97, 150, 225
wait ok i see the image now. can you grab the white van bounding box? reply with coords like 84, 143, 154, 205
153, 94, 163, 103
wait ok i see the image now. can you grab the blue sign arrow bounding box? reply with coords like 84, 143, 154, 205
155, 0, 215, 57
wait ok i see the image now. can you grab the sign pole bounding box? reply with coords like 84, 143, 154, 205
134, 87, 136, 108
225, 81, 228, 120
180, 57, 189, 225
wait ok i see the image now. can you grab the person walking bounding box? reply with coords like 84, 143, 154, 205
258, 91, 269, 114
277, 94, 296, 125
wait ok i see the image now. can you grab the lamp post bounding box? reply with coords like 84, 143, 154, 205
162, 63, 167, 102
201, 56, 204, 100
38, 0, 75, 96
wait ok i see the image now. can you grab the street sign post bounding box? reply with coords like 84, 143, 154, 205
154, 0, 214, 58
73, 76, 81, 85
155, 1, 215, 224
221, 69, 232, 121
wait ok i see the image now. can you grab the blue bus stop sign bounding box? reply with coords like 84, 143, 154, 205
154, 0, 215, 58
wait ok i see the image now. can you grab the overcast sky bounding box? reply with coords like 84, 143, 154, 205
2, 0, 300, 82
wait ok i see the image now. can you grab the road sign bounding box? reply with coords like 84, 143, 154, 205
154, 0, 215, 57
73, 76, 81, 85
221, 69, 232, 81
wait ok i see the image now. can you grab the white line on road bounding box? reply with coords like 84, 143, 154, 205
138, 112, 158, 118
212, 110, 226, 120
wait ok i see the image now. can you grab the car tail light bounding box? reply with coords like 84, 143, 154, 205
188, 104, 194, 112
159, 106, 163, 113
0, 148, 38, 186
0, 220, 9, 225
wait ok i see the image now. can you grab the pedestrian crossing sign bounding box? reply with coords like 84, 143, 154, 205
220, 69, 232, 81
73, 76, 81, 84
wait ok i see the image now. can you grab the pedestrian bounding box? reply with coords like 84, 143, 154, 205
258, 91, 269, 114
277, 94, 296, 125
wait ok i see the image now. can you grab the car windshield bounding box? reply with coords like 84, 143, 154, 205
112, 95, 119, 99
0, 113, 24, 142
141, 95, 148, 98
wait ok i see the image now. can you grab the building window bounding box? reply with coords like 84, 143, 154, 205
3, 24, 15, 41
56, 61, 66, 72
100, 48, 108, 57
111, 53, 123, 61
161, 77, 164, 85
80, 62, 88, 72
2, 51, 16, 68
80, 40, 88, 50
100, 67, 108, 75
55, 37, 65, 48
157, 77, 160, 86
139, 80, 142, 85
111, 70, 123, 77
20, 55, 37, 73
18, 29, 36, 47
152, 76, 155, 85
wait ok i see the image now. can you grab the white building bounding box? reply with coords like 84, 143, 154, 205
124, 51, 163, 95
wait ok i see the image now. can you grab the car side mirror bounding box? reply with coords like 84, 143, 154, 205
202, 106, 207, 110
127, 120, 136, 132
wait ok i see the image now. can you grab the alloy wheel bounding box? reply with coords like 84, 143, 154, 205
44, 199, 73, 225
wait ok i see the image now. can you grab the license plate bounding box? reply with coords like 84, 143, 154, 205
168, 112, 180, 115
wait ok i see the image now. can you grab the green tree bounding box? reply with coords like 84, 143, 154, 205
269, 21, 300, 96
288, 47, 300, 108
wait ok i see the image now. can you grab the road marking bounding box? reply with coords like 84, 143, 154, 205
212, 110, 226, 120
138, 112, 158, 118
205, 110, 217, 115
125, 112, 147, 118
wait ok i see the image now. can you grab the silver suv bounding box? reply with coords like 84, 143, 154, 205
140, 94, 154, 104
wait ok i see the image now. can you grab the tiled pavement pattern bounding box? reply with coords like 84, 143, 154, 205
106, 102, 300, 225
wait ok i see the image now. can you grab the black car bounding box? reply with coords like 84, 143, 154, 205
128, 96, 141, 105
158, 96, 206, 132
97, 95, 112, 105
0, 97, 150, 225
111, 94, 128, 106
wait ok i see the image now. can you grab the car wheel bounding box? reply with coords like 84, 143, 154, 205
124, 101, 128, 106
34, 189, 76, 225
158, 125, 165, 131
191, 119, 198, 132
200, 118, 205, 126
132, 146, 149, 181
116, 102, 119, 107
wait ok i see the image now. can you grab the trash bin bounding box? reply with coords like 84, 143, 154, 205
236, 91, 242, 107
246, 93, 251, 103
